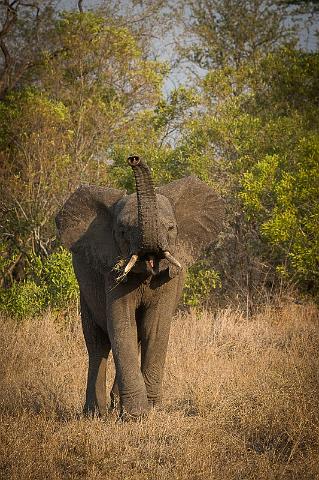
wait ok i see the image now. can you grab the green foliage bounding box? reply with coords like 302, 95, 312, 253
42, 248, 79, 308
174, 47, 319, 295
0, 87, 74, 261
183, 262, 221, 307
240, 134, 319, 287
0, 248, 78, 318
178, 0, 294, 70
0, 281, 47, 319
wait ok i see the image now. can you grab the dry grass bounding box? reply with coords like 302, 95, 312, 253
0, 301, 319, 479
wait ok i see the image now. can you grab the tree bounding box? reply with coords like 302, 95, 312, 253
282, 0, 319, 13
0, 10, 167, 288
173, 46, 319, 299
0, 0, 58, 98
175, 0, 295, 71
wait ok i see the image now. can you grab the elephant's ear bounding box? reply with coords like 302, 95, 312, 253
157, 176, 225, 265
56, 185, 125, 269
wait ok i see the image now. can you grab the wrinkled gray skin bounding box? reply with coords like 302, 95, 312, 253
56, 157, 224, 419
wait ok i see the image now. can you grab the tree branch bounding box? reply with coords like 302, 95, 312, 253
0, 38, 11, 68
0, 4, 17, 39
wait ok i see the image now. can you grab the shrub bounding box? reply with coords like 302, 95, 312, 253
183, 261, 221, 307
0, 280, 47, 318
0, 248, 79, 319
43, 248, 79, 308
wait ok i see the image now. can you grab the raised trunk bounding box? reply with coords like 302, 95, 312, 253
128, 156, 159, 252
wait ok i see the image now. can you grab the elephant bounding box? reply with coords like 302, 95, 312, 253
55, 156, 224, 419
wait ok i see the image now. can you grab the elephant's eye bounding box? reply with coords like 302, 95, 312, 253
168, 225, 175, 231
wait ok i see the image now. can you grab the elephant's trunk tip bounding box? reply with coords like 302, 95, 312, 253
127, 155, 140, 167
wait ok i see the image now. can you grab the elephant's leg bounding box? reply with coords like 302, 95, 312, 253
81, 295, 111, 416
107, 293, 149, 419
140, 275, 185, 407
109, 342, 142, 411
139, 306, 171, 407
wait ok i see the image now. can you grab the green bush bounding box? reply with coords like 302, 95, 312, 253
0, 280, 47, 318
183, 262, 221, 307
0, 248, 79, 319
240, 128, 319, 292
43, 248, 79, 308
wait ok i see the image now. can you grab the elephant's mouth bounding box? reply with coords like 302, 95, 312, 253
123, 251, 181, 277
114, 250, 181, 281
144, 255, 156, 275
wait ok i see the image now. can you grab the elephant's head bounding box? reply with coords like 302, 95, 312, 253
56, 157, 224, 279
111, 156, 183, 278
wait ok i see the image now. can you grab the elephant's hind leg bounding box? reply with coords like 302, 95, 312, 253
81, 294, 111, 417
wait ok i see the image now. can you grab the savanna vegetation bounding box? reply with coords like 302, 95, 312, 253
0, 0, 319, 478
1, 302, 319, 479
0, 0, 318, 315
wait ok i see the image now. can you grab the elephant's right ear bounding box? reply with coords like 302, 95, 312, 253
56, 185, 125, 268
157, 176, 225, 266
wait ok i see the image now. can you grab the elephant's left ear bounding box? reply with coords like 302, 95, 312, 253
55, 185, 126, 269
157, 176, 225, 263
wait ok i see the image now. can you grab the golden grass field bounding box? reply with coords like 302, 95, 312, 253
0, 300, 319, 479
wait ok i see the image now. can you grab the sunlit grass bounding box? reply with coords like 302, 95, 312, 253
0, 300, 318, 479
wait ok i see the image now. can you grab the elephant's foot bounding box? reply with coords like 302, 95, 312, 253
118, 399, 161, 421
148, 398, 162, 409
145, 387, 162, 409
83, 405, 100, 418
119, 394, 151, 421
118, 406, 150, 422
83, 401, 108, 418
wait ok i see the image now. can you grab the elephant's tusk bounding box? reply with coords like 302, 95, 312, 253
124, 254, 139, 274
163, 251, 182, 269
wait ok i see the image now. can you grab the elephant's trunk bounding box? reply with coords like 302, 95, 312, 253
127, 156, 159, 253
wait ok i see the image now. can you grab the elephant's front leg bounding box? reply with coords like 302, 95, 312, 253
139, 306, 171, 407
107, 293, 150, 419
140, 274, 185, 407
81, 295, 111, 417
109, 342, 142, 412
